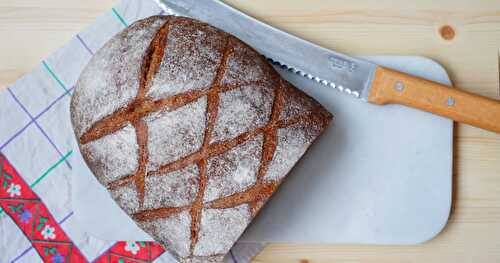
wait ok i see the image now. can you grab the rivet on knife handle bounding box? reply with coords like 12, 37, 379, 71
369, 66, 500, 133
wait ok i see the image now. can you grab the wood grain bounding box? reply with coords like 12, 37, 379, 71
369, 66, 500, 133
1, 0, 500, 262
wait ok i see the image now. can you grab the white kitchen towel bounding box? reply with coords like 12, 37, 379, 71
0, 0, 264, 262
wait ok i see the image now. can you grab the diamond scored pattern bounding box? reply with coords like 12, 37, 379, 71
77, 17, 328, 261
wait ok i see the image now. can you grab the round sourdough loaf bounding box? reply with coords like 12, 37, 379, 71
71, 15, 332, 263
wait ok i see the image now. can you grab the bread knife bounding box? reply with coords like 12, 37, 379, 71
157, 0, 500, 134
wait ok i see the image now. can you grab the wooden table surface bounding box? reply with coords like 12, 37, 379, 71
1, 0, 499, 262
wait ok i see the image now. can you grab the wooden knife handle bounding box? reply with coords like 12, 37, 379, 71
369, 66, 500, 133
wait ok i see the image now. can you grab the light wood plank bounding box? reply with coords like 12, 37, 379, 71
0, 0, 116, 88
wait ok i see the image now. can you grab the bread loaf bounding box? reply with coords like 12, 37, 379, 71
71, 15, 332, 262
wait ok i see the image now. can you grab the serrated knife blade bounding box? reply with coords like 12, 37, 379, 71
158, 0, 500, 134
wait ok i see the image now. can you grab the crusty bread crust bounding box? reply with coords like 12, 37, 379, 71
71, 15, 332, 262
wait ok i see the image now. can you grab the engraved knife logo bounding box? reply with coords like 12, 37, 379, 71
329, 55, 358, 72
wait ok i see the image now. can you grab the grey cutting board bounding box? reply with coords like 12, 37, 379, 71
240, 55, 453, 244
73, 56, 453, 244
